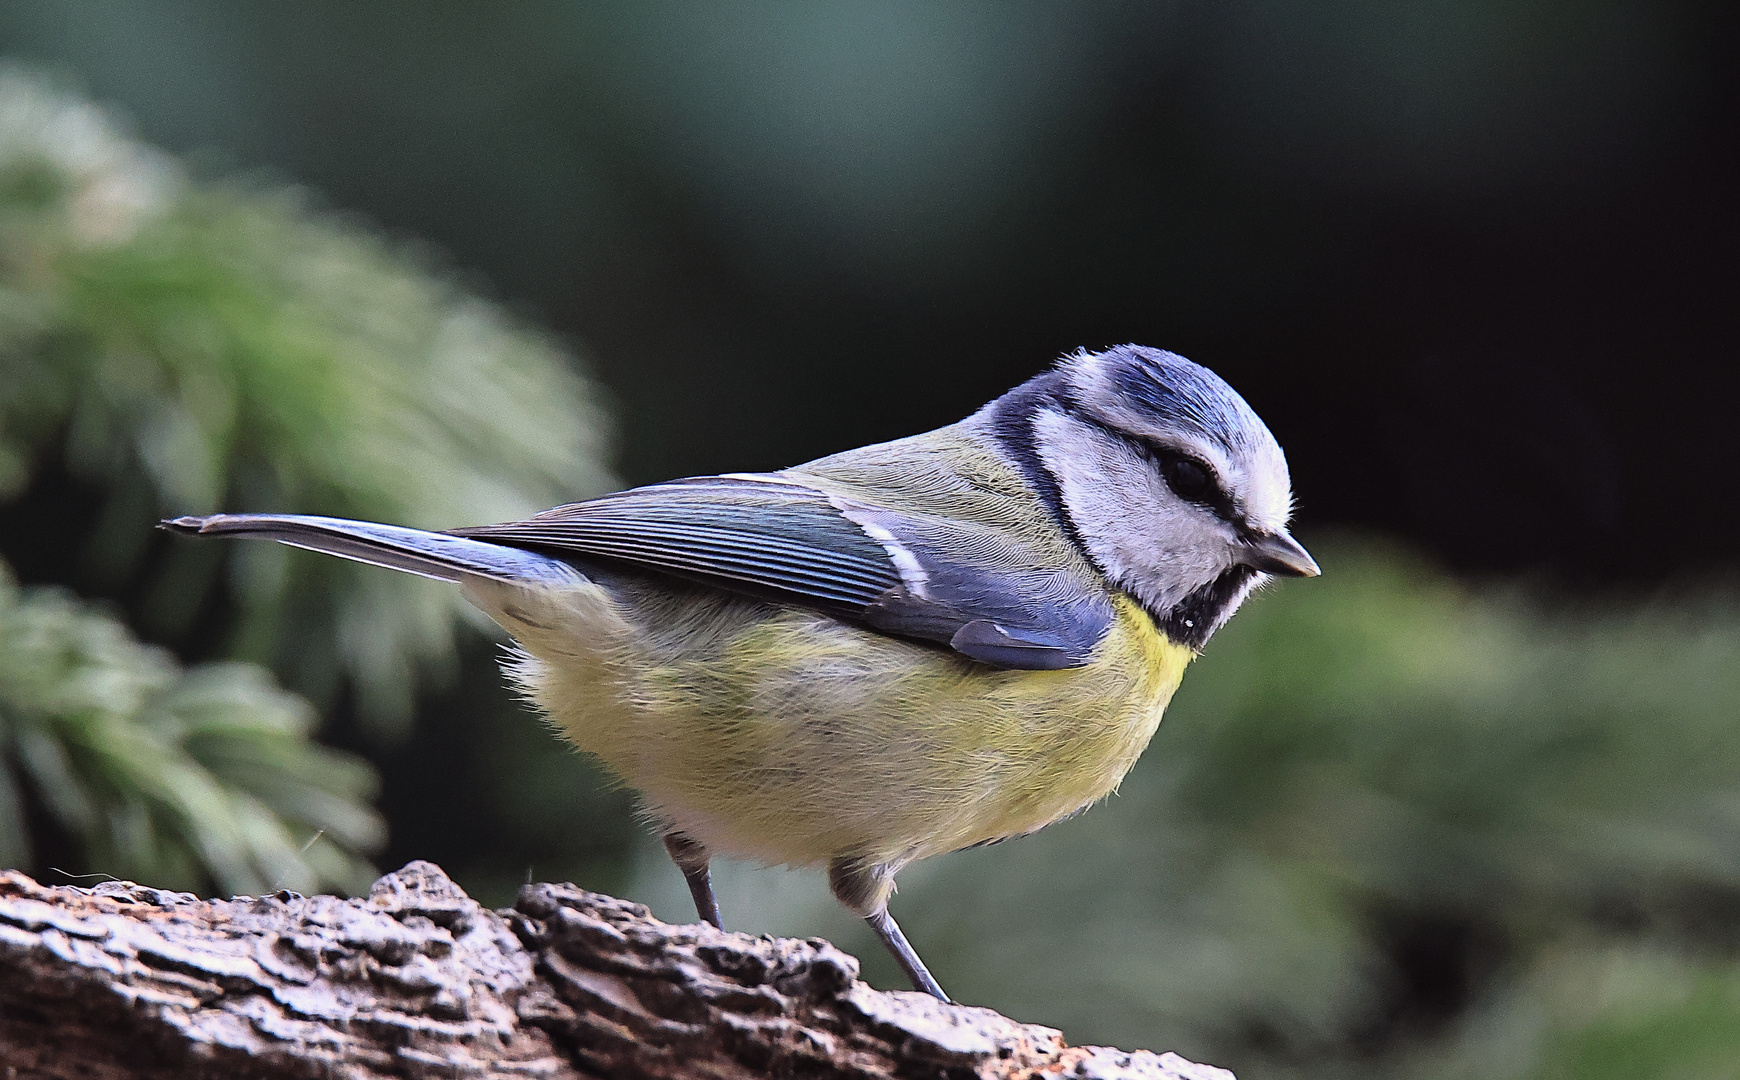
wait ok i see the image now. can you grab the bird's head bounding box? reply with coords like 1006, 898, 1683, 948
990, 344, 1318, 650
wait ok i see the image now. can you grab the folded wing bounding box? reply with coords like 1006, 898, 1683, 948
450, 475, 1114, 670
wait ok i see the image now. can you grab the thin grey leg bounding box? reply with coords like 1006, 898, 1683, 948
828, 855, 950, 1002
663, 832, 723, 929
865, 907, 951, 1002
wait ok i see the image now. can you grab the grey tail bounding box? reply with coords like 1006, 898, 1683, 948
161, 514, 586, 586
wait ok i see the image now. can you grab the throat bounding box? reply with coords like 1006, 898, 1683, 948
1147, 564, 1259, 651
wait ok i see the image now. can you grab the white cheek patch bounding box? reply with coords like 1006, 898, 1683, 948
1032, 408, 1234, 614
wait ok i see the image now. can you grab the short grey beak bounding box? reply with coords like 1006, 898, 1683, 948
1239, 531, 1320, 578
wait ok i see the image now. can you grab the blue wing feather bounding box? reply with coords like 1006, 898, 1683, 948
450, 475, 1115, 669
451, 478, 902, 609
169, 476, 1116, 670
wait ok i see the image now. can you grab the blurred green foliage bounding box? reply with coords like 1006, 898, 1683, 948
0, 559, 381, 895
0, 68, 614, 895
0, 67, 612, 732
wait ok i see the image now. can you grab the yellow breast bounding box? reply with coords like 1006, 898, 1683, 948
474, 578, 1193, 872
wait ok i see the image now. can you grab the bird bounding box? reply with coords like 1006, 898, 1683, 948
163, 344, 1317, 1002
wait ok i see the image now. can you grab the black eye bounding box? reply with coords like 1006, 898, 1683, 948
1162, 455, 1216, 503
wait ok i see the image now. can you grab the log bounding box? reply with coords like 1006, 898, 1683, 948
0, 860, 1233, 1079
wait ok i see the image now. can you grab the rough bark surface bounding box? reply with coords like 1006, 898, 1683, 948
0, 860, 1232, 1080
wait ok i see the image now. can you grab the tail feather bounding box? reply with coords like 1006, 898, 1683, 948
161, 514, 585, 586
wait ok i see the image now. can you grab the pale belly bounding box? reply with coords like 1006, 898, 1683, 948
468, 576, 1192, 870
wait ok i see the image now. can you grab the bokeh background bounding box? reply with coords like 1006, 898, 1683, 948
2, 3, 1738, 1077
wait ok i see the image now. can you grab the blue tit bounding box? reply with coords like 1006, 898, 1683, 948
164, 344, 1317, 1001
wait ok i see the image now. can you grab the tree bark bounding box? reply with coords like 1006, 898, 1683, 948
0, 860, 1232, 1079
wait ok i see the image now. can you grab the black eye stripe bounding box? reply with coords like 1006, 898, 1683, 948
1046, 394, 1246, 525
1135, 440, 1238, 517
1164, 457, 1213, 501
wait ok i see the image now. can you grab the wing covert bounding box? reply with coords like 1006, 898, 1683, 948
451, 477, 899, 608
450, 474, 1114, 669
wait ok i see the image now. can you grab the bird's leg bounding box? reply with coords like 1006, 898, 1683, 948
828, 856, 951, 1002
865, 907, 950, 1002
662, 831, 723, 929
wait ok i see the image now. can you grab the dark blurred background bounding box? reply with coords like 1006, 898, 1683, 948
3, 4, 1739, 1077
6, 0, 1735, 577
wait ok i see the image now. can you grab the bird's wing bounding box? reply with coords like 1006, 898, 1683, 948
449, 474, 1114, 669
